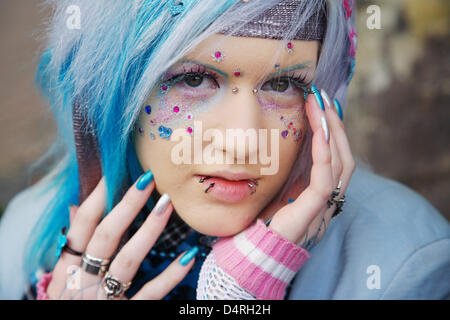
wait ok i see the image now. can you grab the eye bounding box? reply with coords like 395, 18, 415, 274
261, 75, 309, 94
268, 78, 290, 92
184, 74, 205, 87
162, 67, 221, 90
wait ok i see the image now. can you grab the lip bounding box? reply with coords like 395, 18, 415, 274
194, 171, 259, 203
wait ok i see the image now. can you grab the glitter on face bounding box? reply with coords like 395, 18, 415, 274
173, 106, 180, 113
233, 69, 241, 77
138, 127, 144, 136
145, 105, 152, 114
187, 127, 193, 134
279, 114, 303, 142
212, 50, 225, 63
158, 125, 173, 140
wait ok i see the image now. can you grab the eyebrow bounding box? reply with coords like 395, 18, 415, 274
267, 61, 312, 77
178, 59, 312, 78
179, 59, 229, 78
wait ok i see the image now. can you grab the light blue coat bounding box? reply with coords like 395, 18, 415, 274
289, 165, 450, 299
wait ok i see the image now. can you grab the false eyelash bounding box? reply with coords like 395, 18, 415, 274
284, 71, 312, 88
162, 64, 220, 86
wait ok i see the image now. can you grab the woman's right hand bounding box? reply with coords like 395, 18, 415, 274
46, 171, 197, 300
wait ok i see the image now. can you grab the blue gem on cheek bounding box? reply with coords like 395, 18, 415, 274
158, 125, 173, 140
145, 105, 152, 114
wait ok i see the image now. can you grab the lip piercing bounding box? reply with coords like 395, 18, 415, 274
248, 183, 256, 195
248, 178, 258, 186
199, 176, 212, 183
204, 182, 215, 193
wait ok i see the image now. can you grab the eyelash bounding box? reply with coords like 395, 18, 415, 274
163, 65, 220, 88
162, 65, 311, 92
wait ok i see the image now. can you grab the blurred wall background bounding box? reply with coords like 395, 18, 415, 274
0, 0, 449, 219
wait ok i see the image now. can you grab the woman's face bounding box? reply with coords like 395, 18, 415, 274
134, 34, 319, 236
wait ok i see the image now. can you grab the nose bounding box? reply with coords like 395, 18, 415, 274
210, 85, 263, 163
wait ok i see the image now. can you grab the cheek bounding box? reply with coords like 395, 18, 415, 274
139, 87, 225, 140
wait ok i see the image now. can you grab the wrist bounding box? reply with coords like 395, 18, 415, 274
212, 219, 310, 300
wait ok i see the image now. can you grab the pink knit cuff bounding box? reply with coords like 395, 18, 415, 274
36, 272, 53, 300
212, 219, 310, 300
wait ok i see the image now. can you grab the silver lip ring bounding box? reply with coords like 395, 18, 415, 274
81, 253, 110, 276
103, 272, 132, 300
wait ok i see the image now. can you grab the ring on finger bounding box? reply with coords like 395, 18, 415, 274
81, 253, 110, 277
103, 271, 131, 300
56, 227, 83, 258
327, 180, 342, 208
331, 195, 346, 218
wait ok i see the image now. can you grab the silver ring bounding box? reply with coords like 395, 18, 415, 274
327, 180, 342, 208
81, 253, 110, 277
103, 272, 132, 300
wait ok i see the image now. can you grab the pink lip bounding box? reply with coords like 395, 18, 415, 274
194, 172, 259, 203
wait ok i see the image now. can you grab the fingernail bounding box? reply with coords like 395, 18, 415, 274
136, 170, 154, 190
311, 85, 325, 111
320, 89, 332, 109
179, 246, 199, 266
287, 199, 295, 204
333, 98, 344, 120
321, 116, 330, 143
265, 217, 273, 226
153, 193, 170, 215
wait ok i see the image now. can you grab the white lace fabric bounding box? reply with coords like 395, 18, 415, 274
196, 252, 256, 300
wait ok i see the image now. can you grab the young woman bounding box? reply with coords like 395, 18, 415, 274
0, 0, 448, 300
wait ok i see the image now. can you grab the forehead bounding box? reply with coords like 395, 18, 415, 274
184, 33, 320, 77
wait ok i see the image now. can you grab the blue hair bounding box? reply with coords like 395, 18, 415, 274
23, 0, 356, 282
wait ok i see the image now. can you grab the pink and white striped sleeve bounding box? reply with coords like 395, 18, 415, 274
197, 219, 310, 300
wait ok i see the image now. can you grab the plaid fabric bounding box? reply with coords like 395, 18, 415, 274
153, 214, 195, 252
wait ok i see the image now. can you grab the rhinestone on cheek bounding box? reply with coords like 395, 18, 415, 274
281, 130, 289, 138
173, 106, 180, 113
187, 127, 193, 134
145, 105, 152, 114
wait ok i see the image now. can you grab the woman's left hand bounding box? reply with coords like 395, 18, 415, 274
259, 87, 356, 246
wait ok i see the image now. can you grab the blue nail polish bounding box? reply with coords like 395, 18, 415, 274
136, 170, 154, 190
288, 199, 295, 204
179, 246, 199, 266
311, 85, 325, 111
333, 98, 344, 120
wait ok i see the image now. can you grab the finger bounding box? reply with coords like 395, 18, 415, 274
69, 205, 79, 225
326, 97, 356, 197
107, 194, 173, 283
320, 90, 344, 186
85, 170, 155, 261
131, 248, 198, 300
65, 177, 107, 258
48, 179, 106, 298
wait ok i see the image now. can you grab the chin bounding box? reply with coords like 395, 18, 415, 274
175, 203, 258, 238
